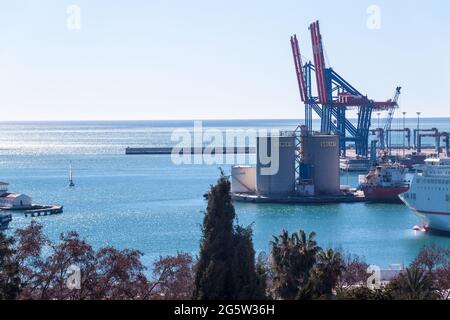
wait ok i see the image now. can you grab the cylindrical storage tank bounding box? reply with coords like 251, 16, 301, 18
256, 135, 296, 197
302, 134, 340, 195
231, 166, 256, 194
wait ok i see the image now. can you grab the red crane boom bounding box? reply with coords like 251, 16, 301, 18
309, 21, 328, 104
290, 34, 307, 102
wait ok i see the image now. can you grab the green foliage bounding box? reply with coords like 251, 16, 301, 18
335, 286, 392, 300
254, 257, 269, 300
299, 249, 345, 300
270, 229, 321, 300
193, 173, 265, 300
230, 226, 266, 300
0, 233, 20, 300
269, 232, 448, 301
386, 267, 439, 300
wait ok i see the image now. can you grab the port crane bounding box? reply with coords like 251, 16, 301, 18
291, 21, 400, 157
383, 87, 402, 133
417, 132, 450, 155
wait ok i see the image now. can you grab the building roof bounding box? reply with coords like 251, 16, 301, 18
0, 193, 25, 199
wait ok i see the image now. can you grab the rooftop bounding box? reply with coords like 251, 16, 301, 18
0, 193, 24, 199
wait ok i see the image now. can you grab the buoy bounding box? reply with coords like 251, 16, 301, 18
413, 225, 425, 232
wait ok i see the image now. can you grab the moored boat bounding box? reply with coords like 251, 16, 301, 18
359, 163, 409, 203
399, 153, 427, 169
340, 158, 371, 172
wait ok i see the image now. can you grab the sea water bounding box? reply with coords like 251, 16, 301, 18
1, 119, 449, 268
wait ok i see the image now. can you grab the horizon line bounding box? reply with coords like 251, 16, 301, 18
0, 117, 447, 123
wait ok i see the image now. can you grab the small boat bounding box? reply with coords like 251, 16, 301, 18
359, 162, 409, 203
340, 158, 371, 172
399, 153, 427, 169
69, 161, 75, 187
0, 213, 12, 231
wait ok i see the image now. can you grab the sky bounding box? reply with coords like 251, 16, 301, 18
0, 0, 449, 121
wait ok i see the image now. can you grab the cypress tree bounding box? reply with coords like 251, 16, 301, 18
230, 226, 266, 300
193, 173, 235, 300
193, 172, 265, 300
0, 233, 20, 300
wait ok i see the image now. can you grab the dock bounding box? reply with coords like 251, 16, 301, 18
232, 192, 367, 205
24, 205, 63, 218
126, 147, 256, 155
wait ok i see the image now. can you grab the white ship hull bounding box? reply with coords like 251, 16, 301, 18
399, 159, 450, 233
400, 195, 450, 232
419, 212, 450, 233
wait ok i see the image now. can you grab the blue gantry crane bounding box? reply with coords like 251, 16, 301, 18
291, 21, 400, 157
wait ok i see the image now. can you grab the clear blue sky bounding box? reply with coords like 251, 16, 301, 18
0, 0, 449, 120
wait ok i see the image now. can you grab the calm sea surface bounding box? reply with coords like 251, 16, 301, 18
1, 119, 450, 268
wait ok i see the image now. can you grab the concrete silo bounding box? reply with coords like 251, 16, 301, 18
256, 135, 296, 197
231, 166, 256, 194
301, 133, 340, 195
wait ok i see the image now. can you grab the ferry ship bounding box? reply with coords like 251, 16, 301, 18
359, 163, 409, 203
399, 158, 450, 233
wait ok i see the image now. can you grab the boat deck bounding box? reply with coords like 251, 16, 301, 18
233, 192, 367, 204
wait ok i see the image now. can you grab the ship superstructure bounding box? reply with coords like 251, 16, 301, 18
359, 162, 409, 203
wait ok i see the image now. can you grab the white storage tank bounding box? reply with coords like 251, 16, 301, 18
231, 166, 256, 194
256, 135, 296, 197
302, 134, 340, 195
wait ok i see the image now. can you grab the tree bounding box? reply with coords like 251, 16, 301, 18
299, 249, 344, 300
337, 253, 369, 291
193, 174, 236, 300
12, 222, 48, 298
412, 244, 447, 273
193, 172, 263, 300
230, 226, 266, 300
387, 267, 439, 300
411, 244, 449, 300
12, 223, 155, 300
335, 286, 391, 300
254, 253, 270, 300
152, 253, 195, 300
269, 230, 321, 300
0, 233, 20, 300
434, 264, 450, 300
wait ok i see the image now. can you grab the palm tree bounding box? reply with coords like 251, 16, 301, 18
316, 249, 344, 282
297, 230, 321, 275
270, 230, 291, 264
269, 229, 321, 300
395, 267, 438, 300
269, 230, 295, 299
297, 249, 344, 299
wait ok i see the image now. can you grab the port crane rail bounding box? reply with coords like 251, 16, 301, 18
291, 21, 400, 157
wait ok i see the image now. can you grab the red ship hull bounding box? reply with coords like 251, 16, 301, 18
361, 185, 409, 203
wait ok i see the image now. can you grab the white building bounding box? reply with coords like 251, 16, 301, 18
0, 182, 32, 209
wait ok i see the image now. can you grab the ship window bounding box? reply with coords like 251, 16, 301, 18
446, 195, 450, 202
